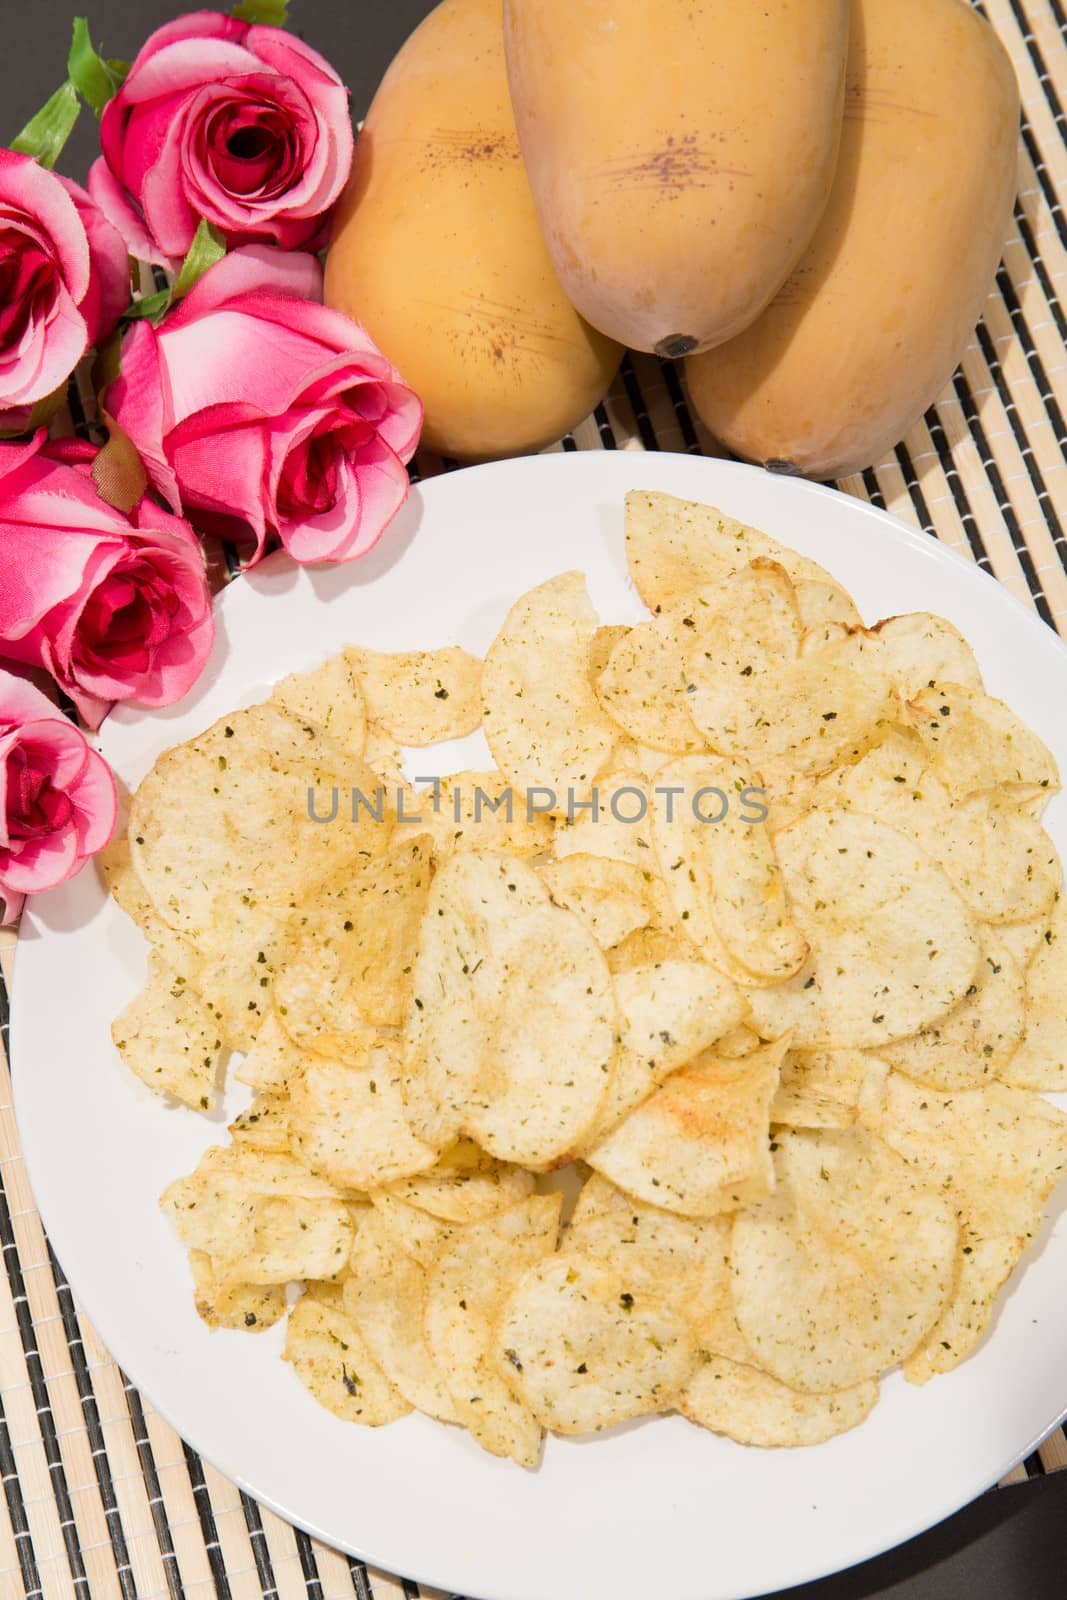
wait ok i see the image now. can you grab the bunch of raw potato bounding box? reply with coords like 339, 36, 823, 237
325, 0, 1020, 477
107, 491, 1067, 1465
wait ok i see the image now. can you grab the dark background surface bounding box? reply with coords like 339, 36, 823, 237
5, 1, 1067, 1597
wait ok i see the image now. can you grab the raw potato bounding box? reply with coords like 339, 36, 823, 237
999, 895, 1067, 1089
680, 1356, 879, 1448
111, 952, 223, 1110
424, 1194, 561, 1464
622, 491, 843, 615
344, 645, 483, 745
344, 1209, 460, 1423
381, 1141, 535, 1222
587, 1040, 785, 1217
904, 683, 1060, 804
590, 960, 748, 1137
878, 935, 1025, 1091
748, 811, 981, 1049
288, 1041, 438, 1190
494, 1252, 697, 1433
482, 572, 618, 812
731, 1128, 958, 1392
651, 754, 808, 985
284, 1285, 412, 1425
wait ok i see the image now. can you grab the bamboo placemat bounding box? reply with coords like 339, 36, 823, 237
2, 1, 1066, 1594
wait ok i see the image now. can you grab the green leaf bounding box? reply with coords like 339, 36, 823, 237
232, 0, 290, 26
68, 17, 123, 116
172, 221, 227, 300
121, 288, 172, 325
10, 81, 81, 169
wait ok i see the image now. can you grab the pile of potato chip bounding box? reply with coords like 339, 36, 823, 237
105, 489, 1067, 1463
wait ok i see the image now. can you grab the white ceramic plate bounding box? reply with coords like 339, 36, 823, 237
13, 451, 1067, 1600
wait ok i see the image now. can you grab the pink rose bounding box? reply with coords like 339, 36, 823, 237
0, 669, 116, 923
0, 150, 129, 432
0, 432, 215, 730
108, 247, 422, 565
88, 10, 354, 267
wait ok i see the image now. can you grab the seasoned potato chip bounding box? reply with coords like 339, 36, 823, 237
716, 1023, 762, 1059
275, 833, 434, 1044
606, 926, 692, 972
552, 767, 656, 867
424, 1194, 561, 1465
596, 601, 709, 754
100, 827, 205, 978
904, 683, 1059, 804
999, 895, 1067, 1089
859, 1063, 1067, 1376
564, 1175, 741, 1358
771, 1049, 870, 1131
590, 960, 748, 1138
872, 613, 983, 699
219, 1193, 354, 1285
344, 1209, 459, 1422
748, 812, 980, 1049
494, 1252, 696, 1433
879, 935, 1025, 1090
540, 853, 670, 950
588, 1039, 784, 1217
271, 654, 366, 757
235, 1011, 302, 1094
731, 1127, 958, 1392
623, 489, 839, 614
161, 1144, 344, 1262
228, 1093, 291, 1153
680, 1356, 879, 1448
367, 1191, 460, 1267
112, 952, 223, 1110
188, 1251, 286, 1332
381, 1140, 535, 1222
482, 572, 618, 813
652, 755, 808, 985
289, 1040, 438, 1190
284, 1284, 411, 1425
589, 624, 631, 681
996, 913, 1053, 971
420, 770, 552, 859
794, 579, 862, 633
344, 644, 482, 745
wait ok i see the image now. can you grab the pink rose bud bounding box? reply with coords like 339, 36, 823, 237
108, 247, 422, 565
88, 10, 354, 267
0, 670, 117, 923
0, 151, 129, 432
0, 432, 215, 730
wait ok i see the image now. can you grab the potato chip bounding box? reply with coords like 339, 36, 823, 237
590, 959, 748, 1138
872, 613, 983, 699
100, 827, 205, 978
220, 1193, 353, 1285
344, 1209, 459, 1422
271, 653, 367, 757
482, 572, 618, 813
606, 926, 692, 972
623, 489, 839, 614
161, 1144, 344, 1262
112, 952, 223, 1110
228, 1093, 290, 1154
380, 1140, 535, 1222
275, 833, 434, 1045
540, 854, 668, 950
367, 1191, 460, 1267
999, 894, 1067, 1089
420, 770, 552, 859
289, 1040, 438, 1190
284, 1283, 411, 1425
188, 1251, 286, 1332
235, 1011, 302, 1094
424, 1194, 561, 1465
652, 755, 808, 985
595, 602, 709, 754
747, 812, 981, 1049
731, 1127, 958, 1392
858, 1063, 1067, 1375
878, 935, 1025, 1090
344, 644, 482, 745
363, 720, 422, 815
587, 1039, 784, 1217
494, 1252, 696, 1433
552, 767, 656, 867
995, 913, 1053, 971
589, 624, 631, 681
716, 1024, 762, 1059
770, 1049, 870, 1131
904, 683, 1060, 804
564, 1175, 742, 1358
680, 1355, 879, 1448
794, 579, 862, 633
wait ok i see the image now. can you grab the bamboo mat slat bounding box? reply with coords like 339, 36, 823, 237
1, 1, 1065, 1595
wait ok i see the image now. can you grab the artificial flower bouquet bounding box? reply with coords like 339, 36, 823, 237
0, 2, 422, 919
